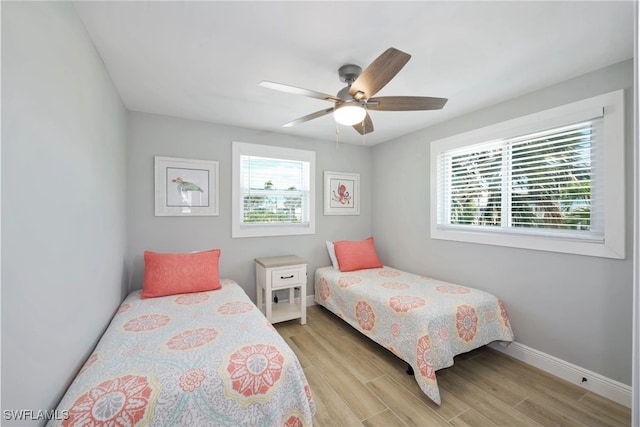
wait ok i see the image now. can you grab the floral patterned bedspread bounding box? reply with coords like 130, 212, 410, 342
314, 266, 514, 405
50, 279, 315, 427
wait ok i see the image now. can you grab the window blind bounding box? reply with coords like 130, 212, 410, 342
438, 117, 604, 240
240, 155, 310, 226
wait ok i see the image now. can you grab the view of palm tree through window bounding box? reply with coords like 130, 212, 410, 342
445, 119, 599, 232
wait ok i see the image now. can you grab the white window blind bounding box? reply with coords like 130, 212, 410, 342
439, 119, 604, 240
240, 155, 310, 226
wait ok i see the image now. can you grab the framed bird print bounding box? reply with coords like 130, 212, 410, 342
324, 171, 359, 215
154, 156, 219, 216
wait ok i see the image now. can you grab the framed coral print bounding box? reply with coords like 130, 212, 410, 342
324, 171, 360, 215
155, 156, 219, 216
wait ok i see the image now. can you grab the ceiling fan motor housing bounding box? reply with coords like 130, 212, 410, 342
336, 86, 353, 101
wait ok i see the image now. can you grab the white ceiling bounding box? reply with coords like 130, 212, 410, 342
73, 1, 634, 146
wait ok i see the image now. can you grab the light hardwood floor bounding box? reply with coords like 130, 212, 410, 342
274, 305, 631, 427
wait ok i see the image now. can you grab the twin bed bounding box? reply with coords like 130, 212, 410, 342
50, 279, 315, 427
314, 264, 514, 405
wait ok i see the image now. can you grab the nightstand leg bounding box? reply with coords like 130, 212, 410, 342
300, 288, 306, 325
265, 290, 272, 322
257, 283, 263, 314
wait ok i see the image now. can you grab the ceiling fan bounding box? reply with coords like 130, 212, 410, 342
259, 47, 448, 135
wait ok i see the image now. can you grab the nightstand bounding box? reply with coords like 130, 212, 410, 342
255, 255, 307, 325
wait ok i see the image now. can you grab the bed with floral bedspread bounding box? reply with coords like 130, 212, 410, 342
314, 266, 514, 405
49, 279, 315, 427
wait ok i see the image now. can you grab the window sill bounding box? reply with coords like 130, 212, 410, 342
431, 226, 624, 259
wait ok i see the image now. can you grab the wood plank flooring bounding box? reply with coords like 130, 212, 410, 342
274, 305, 631, 427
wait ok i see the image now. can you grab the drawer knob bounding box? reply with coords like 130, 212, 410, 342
280, 274, 294, 279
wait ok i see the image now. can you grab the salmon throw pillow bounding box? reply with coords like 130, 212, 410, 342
141, 249, 221, 298
333, 237, 383, 272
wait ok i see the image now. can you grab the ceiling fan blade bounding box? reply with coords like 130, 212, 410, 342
349, 48, 411, 100
259, 81, 341, 103
366, 96, 448, 111
352, 112, 374, 135
282, 107, 334, 128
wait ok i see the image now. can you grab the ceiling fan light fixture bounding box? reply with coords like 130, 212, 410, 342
333, 102, 366, 126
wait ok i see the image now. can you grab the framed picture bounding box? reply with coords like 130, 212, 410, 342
154, 156, 219, 216
324, 171, 360, 215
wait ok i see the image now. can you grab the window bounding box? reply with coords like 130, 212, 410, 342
430, 90, 625, 259
232, 142, 315, 238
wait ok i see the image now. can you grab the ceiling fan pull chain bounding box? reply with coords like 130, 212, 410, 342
335, 125, 340, 149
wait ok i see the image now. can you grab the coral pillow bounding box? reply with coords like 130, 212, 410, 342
141, 249, 221, 298
333, 237, 383, 272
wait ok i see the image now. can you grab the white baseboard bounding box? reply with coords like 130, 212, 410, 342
489, 341, 632, 408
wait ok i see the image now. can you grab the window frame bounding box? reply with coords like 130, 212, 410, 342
430, 89, 625, 259
232, 141, 316, 238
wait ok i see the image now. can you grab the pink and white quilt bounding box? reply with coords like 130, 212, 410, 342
50, 279, 315, 427
314, 266, 514, 405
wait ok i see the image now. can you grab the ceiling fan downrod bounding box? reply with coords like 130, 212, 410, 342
337, 64, 366, 103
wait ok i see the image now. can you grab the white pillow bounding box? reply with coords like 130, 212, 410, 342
326, 241, 339, 269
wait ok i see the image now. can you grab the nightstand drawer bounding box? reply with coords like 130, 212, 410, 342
271, 268, 301, 289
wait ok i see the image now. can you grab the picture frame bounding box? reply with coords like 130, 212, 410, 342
154, 156, 219, 216
324, 171, 360, 215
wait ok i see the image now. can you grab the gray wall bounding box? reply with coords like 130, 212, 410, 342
1, 1, 128, 421
126, 112, 372, 300
371, 59, 634, 385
